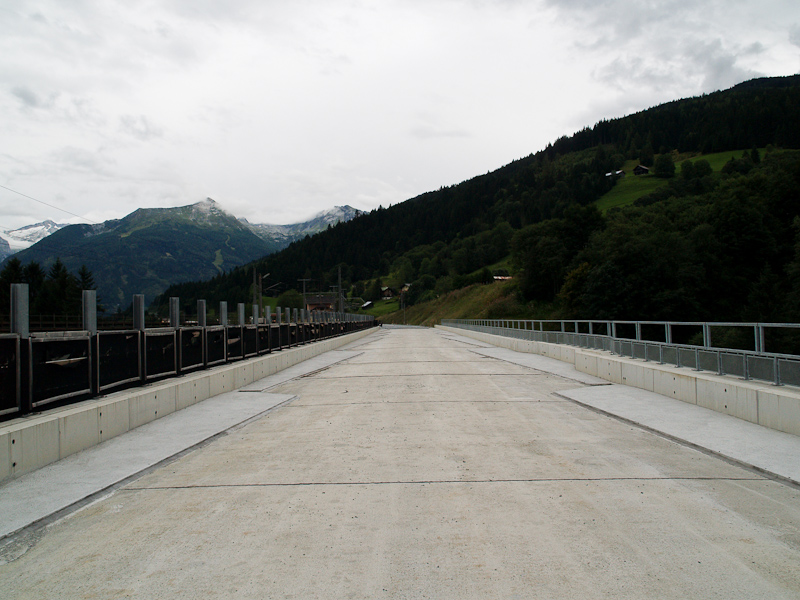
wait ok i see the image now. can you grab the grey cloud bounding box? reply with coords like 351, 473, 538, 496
11, 87, 40, 107
410, 125, 471, 140
791, 24, 800, 48
162, 0, 272, 25
120, 115, 165, 141
50, 146, 116, 176
298, 45, 354, 76
594, 56, 687, 94
685, 39, 761, 92
592, 36, 762, 99
9, 87, 106, 128
743, 42, 765, 55
10, 86, 56, 108
548, 0, 681, 46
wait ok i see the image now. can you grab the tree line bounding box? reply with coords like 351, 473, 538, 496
0, 257, 98, 317
514, 150, 800, 323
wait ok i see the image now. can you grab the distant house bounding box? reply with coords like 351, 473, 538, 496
306, 294, 335, 311
493, 269, 512, 282
381, 286, 395, 299
605, 170, 625, 178
361, 301, 374, 310
633, 165, 650, 175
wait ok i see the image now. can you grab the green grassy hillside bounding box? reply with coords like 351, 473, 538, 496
595, 150, 765, 213
375, 281, 546, 327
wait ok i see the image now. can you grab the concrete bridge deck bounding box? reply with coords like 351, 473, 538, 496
2, 326, 800, 598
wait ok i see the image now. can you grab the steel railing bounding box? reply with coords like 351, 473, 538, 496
1, 314, 376, 421
441, 319, 800, 387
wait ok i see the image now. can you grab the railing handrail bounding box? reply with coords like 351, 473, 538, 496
441, 318, 800, 387
0, 284, 376, 421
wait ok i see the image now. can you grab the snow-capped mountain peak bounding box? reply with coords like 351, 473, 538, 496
1, 220, 65, 250
243, 205, 362, 245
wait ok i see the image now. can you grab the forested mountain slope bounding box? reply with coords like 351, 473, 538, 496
155, 76, 800, 322
10, 199, 271, 309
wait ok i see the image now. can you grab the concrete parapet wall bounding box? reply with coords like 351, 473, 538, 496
437, 325, 800, 439
0, 328, 376, 483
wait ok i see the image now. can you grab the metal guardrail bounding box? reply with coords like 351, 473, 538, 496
1, 284, 376, 421
0, 334, 20, 417
29, 331, 93, 409
442, 319, 800, 387
1, 319, 374, 420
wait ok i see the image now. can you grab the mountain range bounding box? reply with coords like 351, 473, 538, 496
241, 206, 361, 249
0, 220, 66, 262
4, 201, 360, 310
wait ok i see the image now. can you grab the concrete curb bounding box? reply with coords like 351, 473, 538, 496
0, 328, 379, 483
436, 325, 800, 439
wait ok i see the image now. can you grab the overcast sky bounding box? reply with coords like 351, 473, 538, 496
1, 0, 798, 230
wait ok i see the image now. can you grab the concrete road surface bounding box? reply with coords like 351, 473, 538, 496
2, 327, 799, 599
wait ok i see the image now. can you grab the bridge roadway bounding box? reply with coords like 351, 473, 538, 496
2, 326, 800, 598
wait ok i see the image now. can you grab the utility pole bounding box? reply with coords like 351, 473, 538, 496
253, 267, 257, 307
298, 278, 312, 312
330, 285, 338, 312
259, 272, 270, 323
338, 265, 343, 313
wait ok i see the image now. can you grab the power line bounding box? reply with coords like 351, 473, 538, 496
0, 183, 99, 224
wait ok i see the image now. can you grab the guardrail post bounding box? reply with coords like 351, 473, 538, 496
10, 283, 29, 339
703, 323, 711, 348
82, 290, 98, 394
773, 357, 782, 386
133, 294, 146, 331
610, 322, 616, 354
82, 290, 97, 335
198, 299, 207, 366
665, 323, 672, 345
169, 297, 180, 329
133, 294, 146, 383
169, 297, 181, 371
11, 284, 30, 413
756, 325, 765, 353
197, 300, 207, 328
220, 301, 228, 326
237, 303, 245, 326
